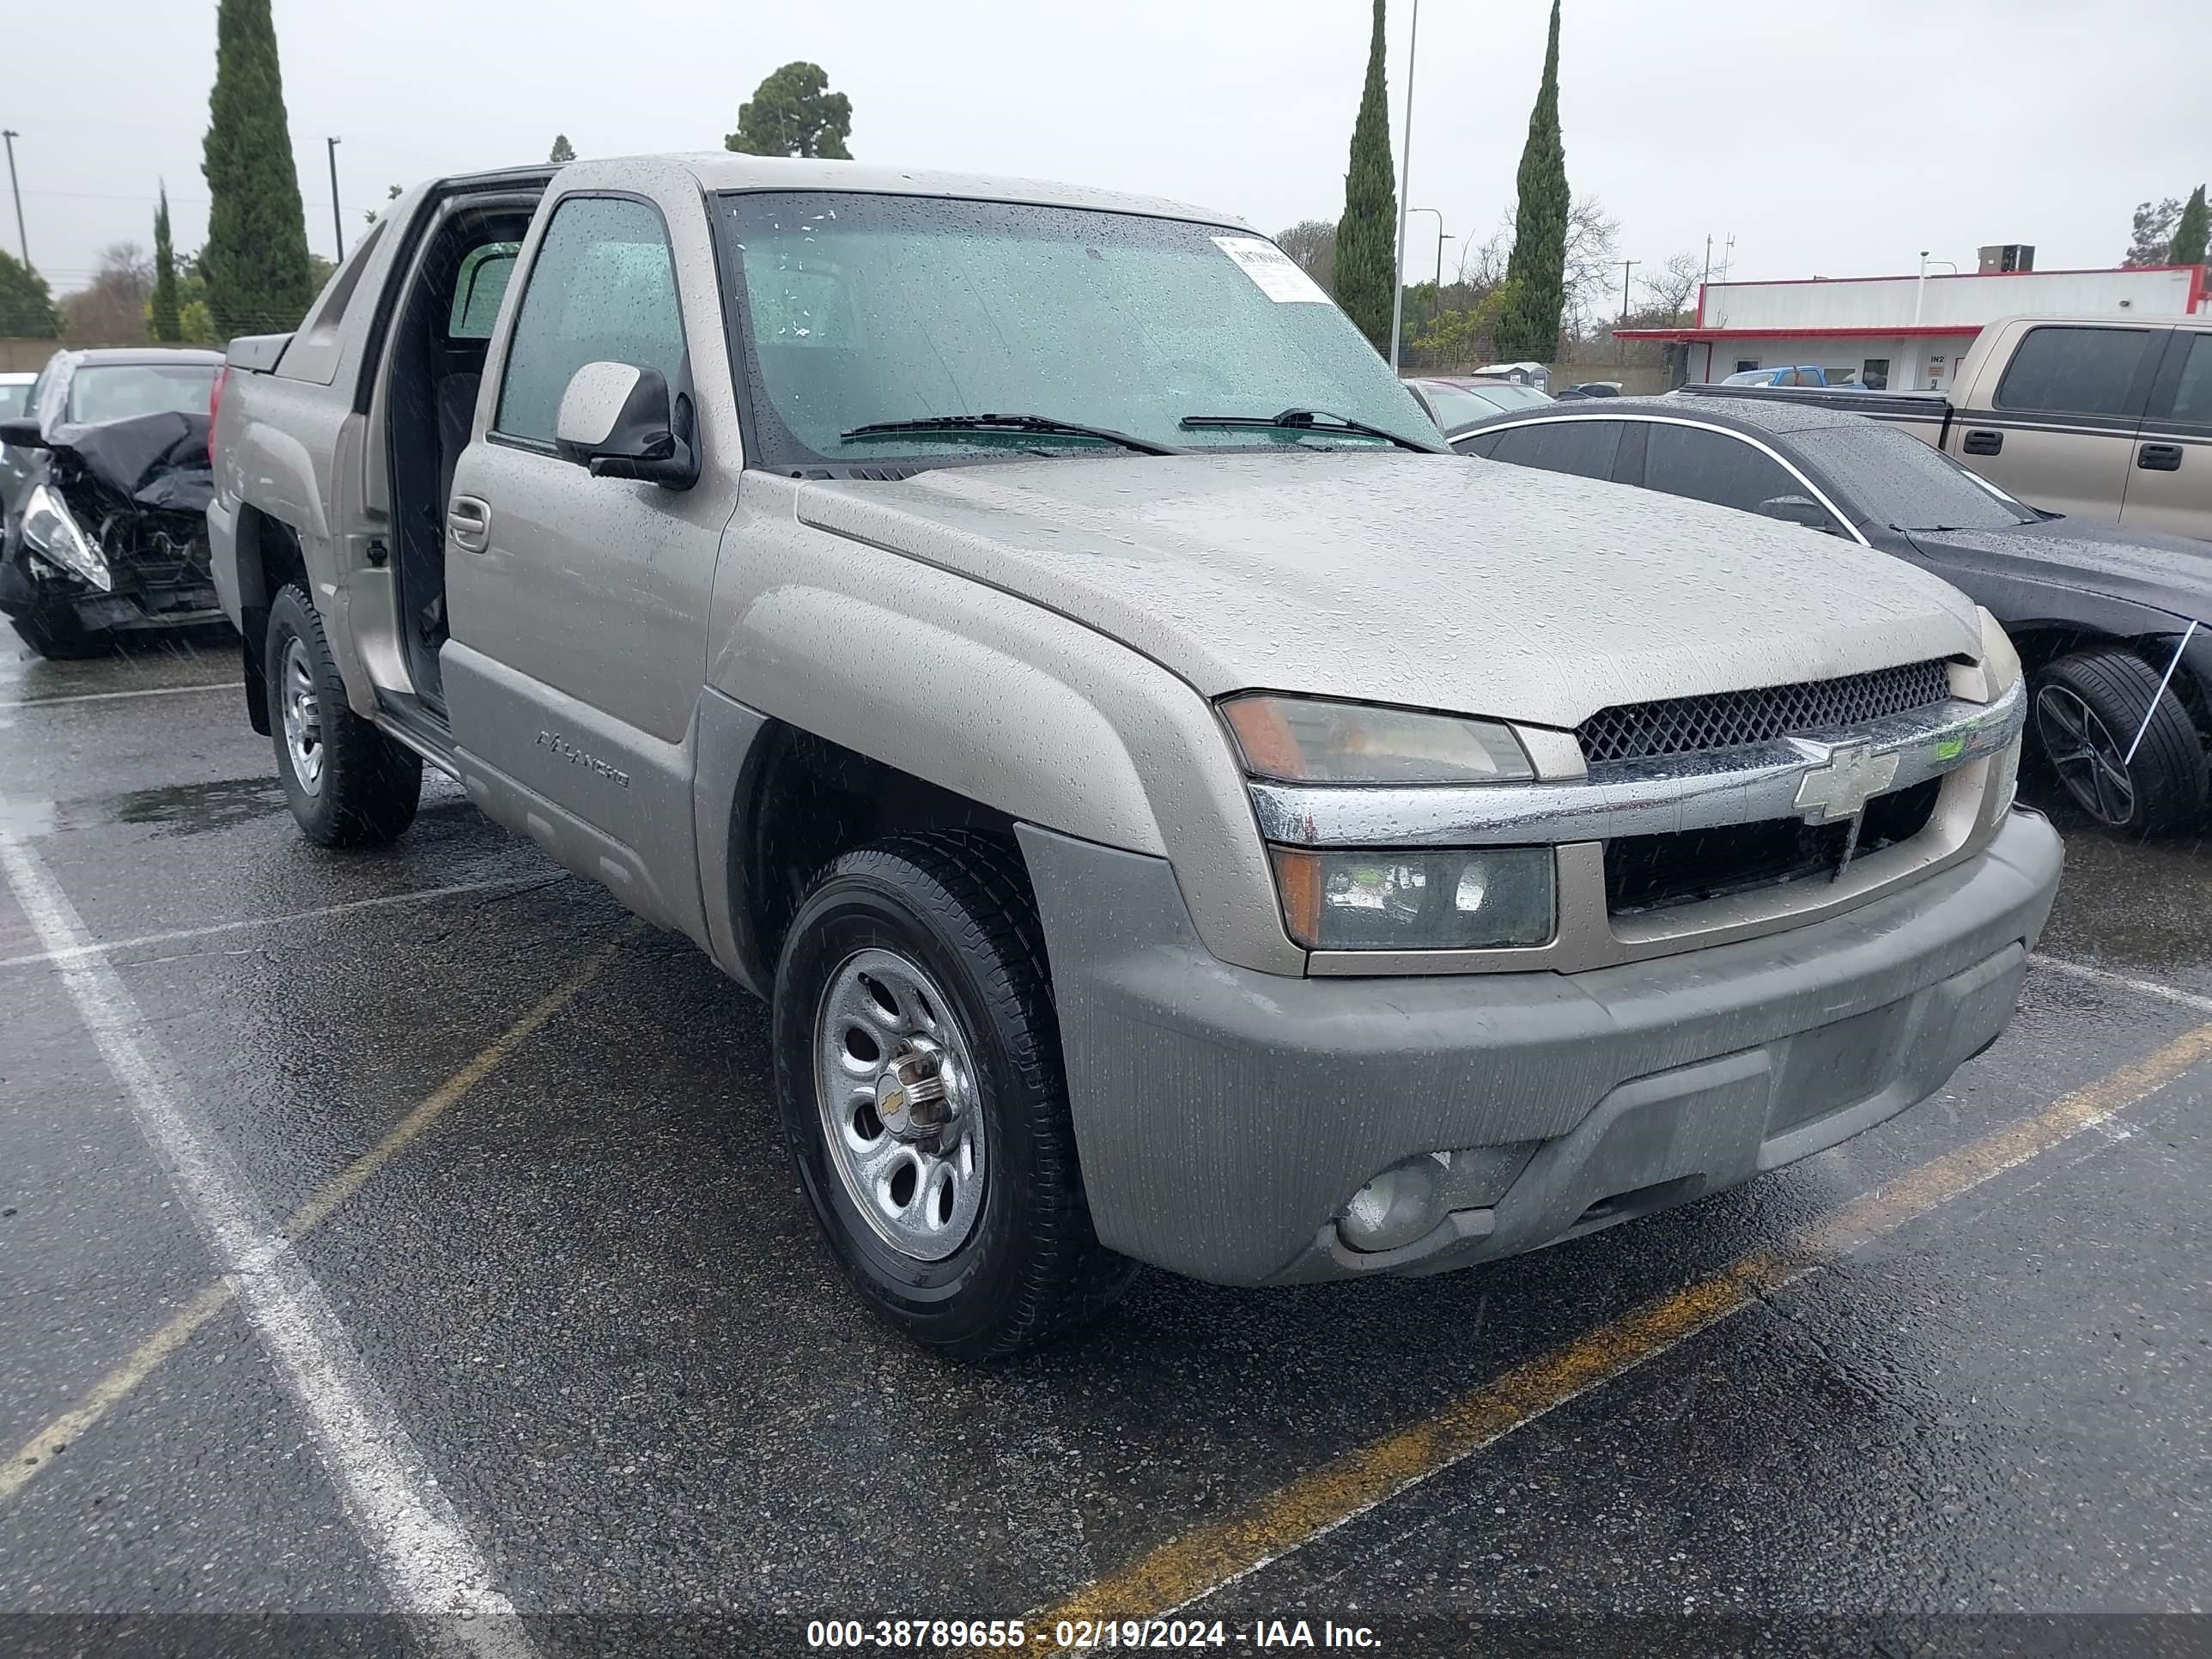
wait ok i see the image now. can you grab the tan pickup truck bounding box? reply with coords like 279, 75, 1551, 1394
1681, 313, 2212, 540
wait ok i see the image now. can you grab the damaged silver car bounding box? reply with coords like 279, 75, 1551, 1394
0, 347, 227, 657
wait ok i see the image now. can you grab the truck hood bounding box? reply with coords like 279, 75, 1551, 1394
1907, 519, 2212, 627
798, 453, 1984, 729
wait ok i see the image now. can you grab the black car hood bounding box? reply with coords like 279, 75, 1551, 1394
49, 411, 215, 515
1906, 518, 2212, 626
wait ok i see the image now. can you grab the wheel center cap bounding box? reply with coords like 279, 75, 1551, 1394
874, 1040, 951, 1143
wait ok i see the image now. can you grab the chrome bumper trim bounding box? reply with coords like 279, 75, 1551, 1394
1249, 680, 2025, 849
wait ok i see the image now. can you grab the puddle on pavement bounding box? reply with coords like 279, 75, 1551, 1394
0, 777, 288, 841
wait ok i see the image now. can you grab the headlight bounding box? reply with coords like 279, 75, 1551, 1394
1222, 694, 1534, 783
1271, 847, 1555, 951
20, 483, 110, 592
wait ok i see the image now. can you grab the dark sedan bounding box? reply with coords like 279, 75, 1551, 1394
1455, 395, 2212, 835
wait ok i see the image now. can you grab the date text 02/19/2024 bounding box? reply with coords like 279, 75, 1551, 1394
804, 1618, 1383, 1650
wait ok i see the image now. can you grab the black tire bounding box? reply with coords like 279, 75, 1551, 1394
2031, 647, 2207, 836
9, 611, 102, 659
772, 831, 1134, 1361
264, 584, 422, 847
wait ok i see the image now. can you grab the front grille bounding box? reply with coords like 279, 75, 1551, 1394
1605, 778, 1942, 916
1577, 660, 1953, 765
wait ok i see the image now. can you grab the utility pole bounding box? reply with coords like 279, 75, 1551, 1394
325, 137, 344, 262
1, 131, 26, 267
1407, 207, 1447, 348
1388, 0, 1419, 375
1617, 259, 1638, 363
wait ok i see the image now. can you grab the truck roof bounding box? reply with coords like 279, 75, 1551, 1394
439, 153, 1252, 234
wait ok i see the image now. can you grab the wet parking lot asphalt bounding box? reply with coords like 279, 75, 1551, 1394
2, 634, 2209, 1659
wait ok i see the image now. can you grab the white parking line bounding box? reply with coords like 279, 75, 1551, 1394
0, 682, 240, 709
0, 876, 556, 971
0, 813, 538, 1659
2033, 953, 2212, 1018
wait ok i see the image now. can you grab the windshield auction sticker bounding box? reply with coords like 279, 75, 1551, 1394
1212, 236, 1332, 303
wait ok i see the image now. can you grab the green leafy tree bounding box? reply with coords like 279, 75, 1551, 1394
2170, 185, 2209, 266
150, 186, 183, 343
2124, 197, 2183, 267
1495, 0, 1570, 362
0, 250, 58, 337
726, 63, 853, 159
550, 134, 576, 164
1333, 0, 1397, 354
200, 0, 313, 337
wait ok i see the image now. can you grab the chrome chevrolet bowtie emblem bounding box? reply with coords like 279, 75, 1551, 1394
1791, 739, 1900, 825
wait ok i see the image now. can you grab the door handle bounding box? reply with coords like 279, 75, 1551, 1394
447, 495, 491, 553
1961, 429, 2003, 457
2138, 442, 2184, 472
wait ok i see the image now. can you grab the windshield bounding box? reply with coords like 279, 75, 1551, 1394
1791, 421, 2038, 532
717, 191, 1443, 469
1417, 381, 1550, 432
65, 363, 218, 426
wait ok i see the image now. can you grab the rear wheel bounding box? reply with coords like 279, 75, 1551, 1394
2031, 647, 2206, 836
771, 831, 1133, 1361
265, 584, 421, 847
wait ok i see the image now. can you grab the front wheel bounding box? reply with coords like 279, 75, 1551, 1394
2031, 648, 2207, 836
265, 584, 422, 847
771, 831, 1133, 1361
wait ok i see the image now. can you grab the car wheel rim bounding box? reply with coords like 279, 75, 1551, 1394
813, 946, 988, 1263
280, 635, 325, 795
2035, 684, 2136, 826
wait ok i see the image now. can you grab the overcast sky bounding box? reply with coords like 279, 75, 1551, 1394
8, 0, 2204, 303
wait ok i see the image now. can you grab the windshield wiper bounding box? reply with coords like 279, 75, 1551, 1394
1178, 407, 1441, 453
839, 414, 1184, 456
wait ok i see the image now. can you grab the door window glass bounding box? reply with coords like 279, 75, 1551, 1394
496, 198, 686, 444
1860, 358, 1890, 390
1644, 423, 1814, 516
450, 242, 521, 340
2165, 333, 2212, 425
1486, 419, 1621, 480
1993, 325, 2152, 417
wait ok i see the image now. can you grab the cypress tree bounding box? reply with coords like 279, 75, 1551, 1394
2170, 185, 2209, 267
200, 0, 313, 337
1495, 0, 1570, 362
1334, 0, 1397, 355
150, 186, 183, 343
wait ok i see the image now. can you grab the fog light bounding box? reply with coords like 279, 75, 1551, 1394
1338, 1155, 1446, 1253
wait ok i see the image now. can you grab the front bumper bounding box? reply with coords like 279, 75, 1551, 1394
1019, 808, 2063, 1287
0, 542, 222, 635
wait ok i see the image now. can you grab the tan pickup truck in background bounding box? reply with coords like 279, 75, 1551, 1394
1682, 313, 2212, 541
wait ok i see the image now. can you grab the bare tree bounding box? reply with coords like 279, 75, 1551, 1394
1464, 196, 1618, 343
1636, 250, 1704, 323
61, 242, 155, 345
1273, 220, 1337, 295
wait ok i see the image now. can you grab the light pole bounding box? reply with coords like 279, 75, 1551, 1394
1, 130, 26, 267
1387, 0, 1419, 374
1617, 258, 1638, 362
325, 137, 344, 262
1911, 252, 1958, 388
1407, 206, 1448, 345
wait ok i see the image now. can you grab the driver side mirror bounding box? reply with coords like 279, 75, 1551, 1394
0, 416, 48, 451
555, 362, 696, 488
1756, 494, 1843, 536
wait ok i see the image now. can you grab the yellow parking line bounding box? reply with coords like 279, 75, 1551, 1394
0, 940, 623, 1505
1040, 1020, 2212, 1629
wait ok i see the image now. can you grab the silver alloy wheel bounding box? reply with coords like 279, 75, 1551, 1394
280, 635, 325, 796
2035, 683, 2135, 826
814, 947, 987, 1261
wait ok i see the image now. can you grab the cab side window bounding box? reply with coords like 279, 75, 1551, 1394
495, 198, 686, 446
1643, 424, 1832, 523
1993, 325, 2153, 418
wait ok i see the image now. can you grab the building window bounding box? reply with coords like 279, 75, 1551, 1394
1734, 359, 1759, 374
1860, 358, 1890, 390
